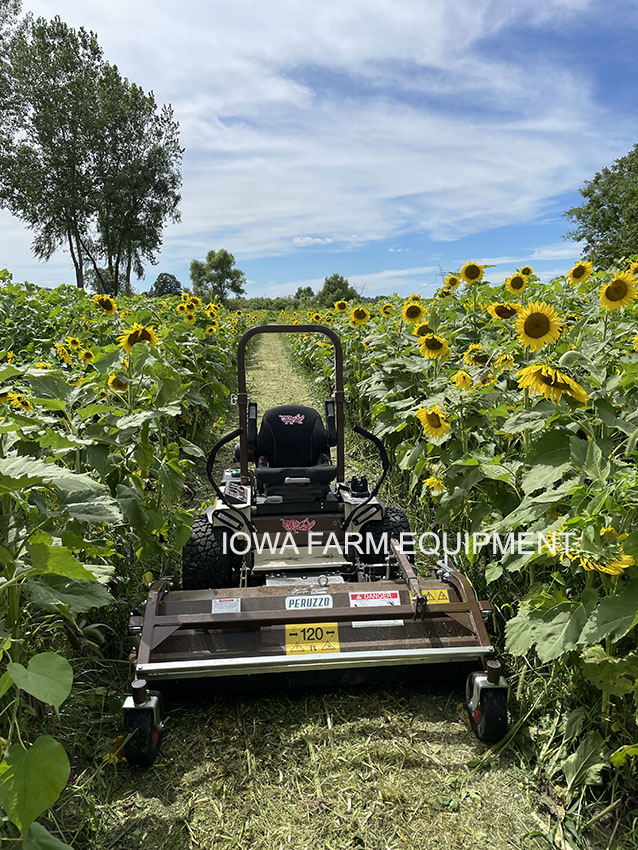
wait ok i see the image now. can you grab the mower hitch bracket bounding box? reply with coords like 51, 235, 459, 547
389, 539, 427, 620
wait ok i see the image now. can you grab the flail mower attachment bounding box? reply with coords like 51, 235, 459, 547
122, 325, 508, 765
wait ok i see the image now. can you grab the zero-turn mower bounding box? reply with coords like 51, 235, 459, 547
122, 324, 508, 765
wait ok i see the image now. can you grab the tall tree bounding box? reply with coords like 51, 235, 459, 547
0, 14, 182, 293
564, 144, 638, 266
316, 273, 359, 307
190, 249, 246, 303
149, 271, 181, 297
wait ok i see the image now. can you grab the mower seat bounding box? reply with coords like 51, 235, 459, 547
254, 405, 336, 500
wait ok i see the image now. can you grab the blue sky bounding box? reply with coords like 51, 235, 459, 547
2, 0, 638, 298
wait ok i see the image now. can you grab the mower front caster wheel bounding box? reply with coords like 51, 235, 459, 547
466, 672, 508, 743
123, 708, 162, 767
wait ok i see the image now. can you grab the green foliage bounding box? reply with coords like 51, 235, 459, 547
316, 273, 359, 307
190, 249, 246, 303
564, 143, 638, 266
0, 14, 182, 293
150, 271, 182, 297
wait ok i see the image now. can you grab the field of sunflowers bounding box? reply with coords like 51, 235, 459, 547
288, 258, 638, 835
2, 257, 638, 846
0, 269, 263, 847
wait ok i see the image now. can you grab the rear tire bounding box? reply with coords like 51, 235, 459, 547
466, 673, 508, 743
361, 505, 412, 566
182, 515, 235, 589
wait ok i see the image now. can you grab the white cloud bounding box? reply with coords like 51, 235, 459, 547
3, 0, 626, 283
293, 236, 333, 246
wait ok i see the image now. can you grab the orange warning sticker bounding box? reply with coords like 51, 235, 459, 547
285, 622, 340, 654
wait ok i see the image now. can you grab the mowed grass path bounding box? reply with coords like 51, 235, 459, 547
93, 332, 543, 850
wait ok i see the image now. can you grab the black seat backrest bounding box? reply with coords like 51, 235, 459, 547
257, 405, 329, 467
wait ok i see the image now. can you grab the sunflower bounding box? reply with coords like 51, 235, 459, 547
205, 304, 218, 318
419, 334, 449, 360
463, 343, 489, 366
515, 301, 562, 350
184, 313, 196, 324
549, 527, 634, 576
189, 296, 202, 308
185, 301, 197, 312
407, 293, 422, 302
66, 336, 81, 349
632, 333, 638, 352
451, 370, 472, 391
495, 352, 515, 370
177, 303, 187, 314
629, 261, 638, 277
380, 302, 395, 317
181, 292, 190, 302
416, 405, 451, 439
505, 273, 527, 294
118, 323, 159, 354
34, 361, 50, 369
487, 302, 519, 321
424, 476, 446, 494
55, 343, 72, 364
460, 261, 485, 284
311, 312, 324, 323
334, 300, 348, 312
0, 390, 13, 403
234, 310, 243, 317
93, 294, 117, 315
598, 271, 636, 311
568, 261, 593, 285
78, 348, 94, 364
205, 323, 219, 335
349, 306, 371, 326
120, 310, 131, 319
519, 265, 534, 277
108, 374, 129, 393
444, 274, 461, 290
412, 321, 433, 337
9, 393, 32, 411
516, 364, 588, 404
401, 300, 427, 323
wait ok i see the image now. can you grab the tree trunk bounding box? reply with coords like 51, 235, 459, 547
67, 229, 84, 288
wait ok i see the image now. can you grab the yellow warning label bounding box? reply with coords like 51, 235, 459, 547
410, 589, 450, 603
285, 622, 340, 655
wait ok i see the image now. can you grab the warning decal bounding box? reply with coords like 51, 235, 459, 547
409, 588, 450, 603
349, 589, 402, 628
285, 623, 340, 655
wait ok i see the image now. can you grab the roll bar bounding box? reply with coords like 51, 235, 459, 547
236, 325, 345, 484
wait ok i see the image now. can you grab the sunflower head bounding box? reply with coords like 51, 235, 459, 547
108, 374, 129, 393
515, 301, 563, 351
568, 261, 593, 286
184, 313, 196, 324
505, 273, 527, 294
78, 348, 94, 364
425, 476, 446, 495
334, 300, 349, 312
380, 302, 395, 317
460, 262, 485, 284
401, 300, 427, 324
177, 303, 187, 313
463, 343, 489, 366
117, 322, 159, 354
599, 271, 636, 311
451, 370, 472, 391
412, 321, 432, 337
495, 352, 515, 370
190, 296, 202, 308
205, 323, 219, 335
519, 265, 534, 277
34, 361, 50, 370
444, 274, 461, 290
516, 363, 588, 405
629, 261, 638, 277
487, 302, 519, 321
311, 312, 323, 323
415, 404, 451, 439
407, 294, 422, 302
419, 334, 449, 360
350, 306, 371, 326
93, 294, 117, 315
66, 336, 81, 349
